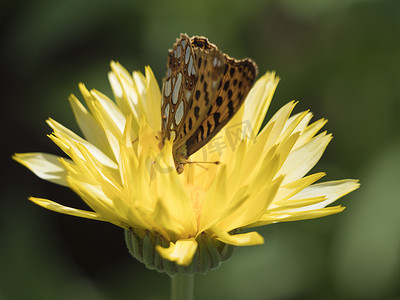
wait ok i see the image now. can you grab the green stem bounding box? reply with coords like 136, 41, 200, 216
171, 274, 194, 300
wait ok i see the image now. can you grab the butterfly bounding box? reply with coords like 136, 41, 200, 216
161, 33, 258, 174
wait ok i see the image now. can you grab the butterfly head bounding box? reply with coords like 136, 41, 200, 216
176, 162, 185, 174
173, 144, 188, 174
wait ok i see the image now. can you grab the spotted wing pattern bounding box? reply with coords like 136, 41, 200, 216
186, 56, 258, 156
161, 34, 225, 149
161, 34, 193, 142
161, 34, 258, 173
174, 36, 226, 149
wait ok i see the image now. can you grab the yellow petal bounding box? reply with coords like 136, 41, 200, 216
90, 89, 127, 135
277, 111, 309, 145
199, 165, 228, 231
109, 61, 140, 134
240, 71, 280, 135
221, 175, 284, 232
144, 66, 162, 132
283, 111, 313, 134
273, 172, 326, 205
270, 196, 327, 211
68, 94, 112, 158
288, 179, 360, 211
213, 227, 264, 246
262, 101, 297, 149
294, 117, 328, 150
47, 118, 118, 169
278, 132, 332, 184
13, 153, 70, 187
257, 205, 346, 226
29, 197, 105, 221
156, 238, 198, 266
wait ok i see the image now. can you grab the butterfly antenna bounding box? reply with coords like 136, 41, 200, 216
186, 160, 221, 170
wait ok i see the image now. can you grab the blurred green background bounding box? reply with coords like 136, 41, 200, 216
2, 0, 400, 299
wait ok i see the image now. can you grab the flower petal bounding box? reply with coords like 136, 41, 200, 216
256, 205, 346, 226
241, 71, 280, 135
273, 172, 326, 205
29, 197, 105, 221
13, 153, 70, 186
213, 227, 264, 246
262, 100, 297, 149
156, 238, 198, 266
287, 179, 360, 211
294, 117, 327, 150
278, 132, 332, 184
68, 94, 113, 156
90, 89, 127, 136
143, 66, 162, 131
109, 62, 140, 134
47, 118, 118, 169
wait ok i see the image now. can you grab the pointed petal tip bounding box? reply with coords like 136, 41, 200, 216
214, 227, 264, 246
261, 70, 280, 81
28, 197, 103, 221
346, 179, 361, 191
78, 82, 87, 90
12, 153, 22, 161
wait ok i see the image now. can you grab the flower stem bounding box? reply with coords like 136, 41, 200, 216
171, 274, 194, 300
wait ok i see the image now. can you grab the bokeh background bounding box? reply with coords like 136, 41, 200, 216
2, 0, 400, 299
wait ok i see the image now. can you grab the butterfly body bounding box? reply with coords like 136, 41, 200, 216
161, 34, 258, 174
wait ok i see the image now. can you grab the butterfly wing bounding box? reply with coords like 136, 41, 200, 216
161, 34, 194, 142
161, 34, 258, 173
173, 37, 226, 152
185, 56, 258, 157
161, 35, 225, 149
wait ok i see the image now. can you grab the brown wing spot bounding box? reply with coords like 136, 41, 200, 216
200, 74, 204, 82
233, 79, 237, 86
223, 80, 230, 91
228, 89, 233, 100
198, 57, 202, 68
238, 81, 242, 88
203, 81, 208, 92
214, 112, 221, 127
194, 106, 200, 119
207, 120, 212, 135
223, 64, 229, 75
216, 96, 223, 106
228, 100, 234, 117
198, 125, 204, 139
189, 117, 193, 130
229, 67, 235, 77
195, 90, 200, 100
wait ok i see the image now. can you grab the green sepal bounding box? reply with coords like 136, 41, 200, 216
124, 229, 235, 277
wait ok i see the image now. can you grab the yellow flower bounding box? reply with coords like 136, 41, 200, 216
13, 62, 359, 269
